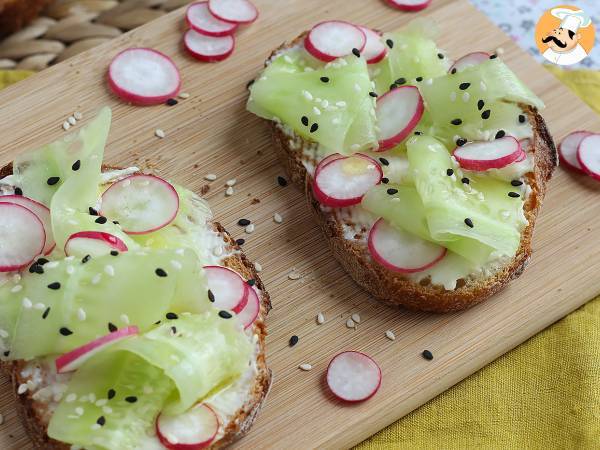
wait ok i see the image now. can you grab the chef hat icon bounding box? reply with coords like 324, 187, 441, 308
550, 8, 592, 33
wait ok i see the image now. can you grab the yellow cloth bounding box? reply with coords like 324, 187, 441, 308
0, 70, 33, 89
358, 69, 600, 449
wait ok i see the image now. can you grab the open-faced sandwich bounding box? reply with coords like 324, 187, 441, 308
0, 108, 271, 449
247, 20, 557, 312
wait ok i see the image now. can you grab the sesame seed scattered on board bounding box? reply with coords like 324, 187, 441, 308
17, 384, 28, 394
288, 270, 301, 280
385, 330, 396, 341
179, 92, 190, 99
226, 178, 237, 187
245, 224, 255, 233
204, 174, 217, 181
62, 121, 70, 131
74, 111, 83, 120
299, 363, 312, 371
155, 129, 165, 139
317, 312, 325, 324
225, 186, 234, 196
351, 313, 361, 324
213, 246, 223, 257
346, 318, 356, 329
273, 213, 283, 223
68, 116, 77, 126
254, 262, 262, 272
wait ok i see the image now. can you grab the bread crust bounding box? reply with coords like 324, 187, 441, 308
0, 163, 271, 449
265, 35, 558, 313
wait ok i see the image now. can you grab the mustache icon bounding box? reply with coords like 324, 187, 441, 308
542, 35, 568, 48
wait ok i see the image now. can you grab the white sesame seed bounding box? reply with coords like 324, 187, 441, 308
120, 314, 130, 325
288, 270, 301, 280
317, 312, 325, 324
12, 274, 21, 283
204, 174, 217, 181
226, 178, 237, 187
33, 302, 45, 310
212, 246, 223, 257
91, 424, 101, 431
302, 90, 313, 101
321, 100, 329, 108
11, 285, 22, 293
312, 106, 321, 116
346, 318, 355, 329
425, 78, 433, 85
385, 330, 396, 341
225, 186, 234, 196
245, 224, 255, 233
254, 262, 262, 272
350, 144, 360, 151
351, 313, 361, 324
95, 399, 108, 406
66, 393, 77, 403
283, 55, 293, 63
449, 92, 457, 102
62, 121, 70, 131
88, 393, 96, 403
336, 101, 347, 108
495, 47, 504, 55
104, 265, 115, 277
155, 128, 165, 139
75, 407, 84, 416
66, 266, 75, 275
462, 92, 470, 102
178, 92, 190, 99
74, 111, 83, 120
170, 260, 182, 270
175, 248, 185, 256
332, 117, 341, 125
22, 297, 32, 308
68, 116, 77, 126
45, 261, 59, 269
17, 384, 28, 394
299, 363, 312, 371
273, 213, 283, 223
102, 406, 113, 414
480, 81, 487, 91
354, 83, 361, 92
303, 67, 314, 72
91, 274, 102, 285
77, 308, 86, 321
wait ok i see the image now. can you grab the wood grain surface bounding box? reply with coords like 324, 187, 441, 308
0, 0, 599, 448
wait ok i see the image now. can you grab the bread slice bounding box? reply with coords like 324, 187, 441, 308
0, 163, 272, 449
266, 33, 558, 313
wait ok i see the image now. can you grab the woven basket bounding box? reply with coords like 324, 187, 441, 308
0, 0, 190, 71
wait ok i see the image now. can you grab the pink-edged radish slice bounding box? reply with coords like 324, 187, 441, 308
313, 154, 383, 207
514, 151, 527, 163
449, 51, 490, 73
304, 21, 366, 63
203, 265, 249, 313
157, 403, 219, 450
368, 218, 446, 273
237, 285, 260, 329
577, 134, 600, 181
0, 203, 45, 272
0, 195, 54, 255
64, 231, 128, 258
184, 29, 235, 62
559, 131, 593, 173
326, 351, 381, 402
314, 152, 375, 176
208, 0, 258, 24
55, 326, 139, 373
386, 0, 432, 12
186, 1, 238, 37
100, 174, 179, 235
452, 137, 522, 171
108, 48, 181, 105
358, 26, 387, 64
376, 86, 424, 151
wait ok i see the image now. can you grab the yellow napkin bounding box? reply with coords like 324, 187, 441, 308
358, 70, 600, 449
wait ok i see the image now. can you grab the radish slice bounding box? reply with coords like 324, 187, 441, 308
184, 29, 235, 62
577, 134, 600, 181
376, 86, 424, 151
304, 21, 366, 63
358, 26, 387, 64
64, 231, 128, 258
314, 153, 346, 176
452, 137, 522, 171
0, 195, 54, 255
157, 403, 219, 449
449, 52, 490, 73
559, 131, 593, 173
203, 265, 249, 313
313, 154, 383, 207
108, 48, 181, 105
237, 286, 260, 329
186, 1, 238, 37
326, 351, 381, 402
0, 203, 45, 272
368, 218, 446, 273
386, 0, 432, 12
514, 151, 527, 163
100, 174, 179, 235
55, 326, 139, 373
208, 0, 258, 24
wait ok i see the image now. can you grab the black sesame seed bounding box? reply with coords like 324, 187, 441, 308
387, 188, 398, 195
95, 216, 107, 224
495, 130, 506, 139
154, 320, 161, 325
389, 83, 398, 90
508, 191, 521, 198
72, 160, 81, 171
237, 218, 251, 226
415, 76, 423, 82
450, 68, 457, 74
97, 416, 106, 426
208, 289, 215, 302
14, 187, 23, 196
477, 99, 485, 111
414, 131, 422, 135
37, 258, 49, 265
511, 180, 523, 187
446, 168, 454, 176
422, 350, 434, 360
386, 39, 394, 48
369, 91, 378, 98
352, 48, 361, 57
277, 176, 288, 187
59, 327, 72, 336
166, 312, 178, 320
490, 54, 497, 59
437, 53, 445, 59
381, 177, 389, 184
301, 116, 309, 126
462, 177, 470, 185
29, 264, 44, 274
155, 268, 167, 277
82, 255, 91, 264
289, 335, 299, 347
456, 138, 467, 146
459, 82, 471, 90
219, 310, 232, 319
48, 282, 61, 290
108, 322, 117, 332
47, 177, 60, 186
247, 278, 256, 286
320, 76, 329, 83
42, 307, 50, 319
236, 238, 245, 246
125, 396, 137, 403
481, 109, 491, 120
309, 123, 319, 133
107, 389, 116, 400
518, 114, 526, 123
113, 221, 119, 225
166, 98, 178, 106
395, 78, 406, 85
110, 250, 119, 256
3, 351, 9, 357
89, 207, 98, 216
170, 326, 177, 335
379, 157, 389, 166
451, 118, 463, 126
464, 218, 474, 228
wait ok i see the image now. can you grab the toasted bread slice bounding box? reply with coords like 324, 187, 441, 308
0, 163, 272, 449
265, 33, 558, 313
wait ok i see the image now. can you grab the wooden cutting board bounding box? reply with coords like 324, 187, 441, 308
0, 0, 599, 448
